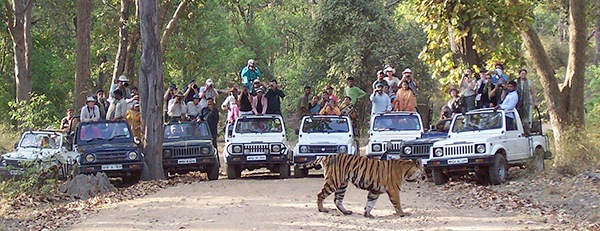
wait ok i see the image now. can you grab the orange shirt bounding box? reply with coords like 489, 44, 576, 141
319, 106, 341, 115
394, 88, 417, 111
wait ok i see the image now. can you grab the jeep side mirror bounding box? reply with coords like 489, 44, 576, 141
14, 142, 18, 149
294, 129, 299, 135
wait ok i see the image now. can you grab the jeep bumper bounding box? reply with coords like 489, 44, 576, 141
79, 161, 145, 176
163, 156, 218, 172
226, 154, 289, 165
427, 156, 494, 170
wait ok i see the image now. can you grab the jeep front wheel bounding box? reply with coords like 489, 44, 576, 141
279, 163, 290, 179
489, 154, 508, 185
207, 162, 220, 180
432, 169, 448, 185
226, 164, 241, 179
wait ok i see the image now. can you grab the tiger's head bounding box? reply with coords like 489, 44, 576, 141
399, 159, 426, 182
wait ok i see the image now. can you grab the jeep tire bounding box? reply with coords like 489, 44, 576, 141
207, 162, 220, 180
489, 154, 508, 185
279, 163, 290, 179
432, 168, 448, 185
226, 164, 241, 179
294, 166, 309, 178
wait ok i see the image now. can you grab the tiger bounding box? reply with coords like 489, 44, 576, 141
300, 154, 424, 218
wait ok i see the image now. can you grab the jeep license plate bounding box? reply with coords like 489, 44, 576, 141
178, 158, 197, 164
246, 155, 266, 161
9, 169, 22, 175
101, 164, 123, 170
447, 158, 468, 165
388, 154, 401, 160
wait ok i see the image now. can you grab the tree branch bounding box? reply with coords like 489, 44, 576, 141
2, 0, 14, 24
385, 0, 403, 8
160, 0, 189, 54
586, 29, 595, 42
157, 0, 171, 33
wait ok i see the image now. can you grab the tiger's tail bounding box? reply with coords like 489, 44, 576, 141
298, 156, 328, 170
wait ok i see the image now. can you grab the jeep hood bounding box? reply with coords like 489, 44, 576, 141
2, 148, 58, 161
77, 143, 138, 153
230, 133, 286, 142
368, 131, 421, 143
164, 140, 213, 148
298, 133, 352, 144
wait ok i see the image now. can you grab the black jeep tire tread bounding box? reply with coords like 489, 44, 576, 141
489, 154, 508, 185
226, 164, 241, 179
207, 162, 220, 180
432, 169, 448, 185
279, 163, 290, 179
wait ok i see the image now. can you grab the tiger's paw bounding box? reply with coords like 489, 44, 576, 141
318, 208, 329, 213
341, 210, 353, 215
394, 212, 411, 217
363, 212, 374, 218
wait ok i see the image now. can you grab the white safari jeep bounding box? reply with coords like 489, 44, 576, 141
428, 108, 552, 185
293, 115, 357, 177
0, 130, 69, 179
224, 114, 291, 179
366, 112, 424, 159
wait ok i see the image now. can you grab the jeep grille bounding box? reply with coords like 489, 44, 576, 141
244, 144, 270, 154
444, 145, 475, 156
385, 142, 403, 151
307, 145, 338, 153
95, 151, 128, 163
173, 147, 203, 157
411, 144, 431, 155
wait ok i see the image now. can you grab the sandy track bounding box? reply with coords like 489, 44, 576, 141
67, 168, 568, 231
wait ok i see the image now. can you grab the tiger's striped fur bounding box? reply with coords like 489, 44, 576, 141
301, 154, 424, 218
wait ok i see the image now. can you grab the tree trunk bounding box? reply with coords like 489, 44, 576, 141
74, 0, 93, 111
124, 26, 140, 85
138, 0, 165, 180
111, 0, 131, 84
96, 54, 109, 90
160, 0, 189, 54
563, 0, 586, 127
3, 0, 33, 103
595, 17, 600, 65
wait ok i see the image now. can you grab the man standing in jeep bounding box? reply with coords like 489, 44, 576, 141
200, 98, 219, 148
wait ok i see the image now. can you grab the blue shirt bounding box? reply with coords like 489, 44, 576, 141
499, 91, 518, 118
370, 92, 392, 114
240, 66, 263, 84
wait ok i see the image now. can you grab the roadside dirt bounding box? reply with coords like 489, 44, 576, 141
66, 168, 587, 231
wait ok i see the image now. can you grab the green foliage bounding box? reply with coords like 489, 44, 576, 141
8, 94, 57, 130
0, 124, 20, 154
0, 161, 59, 199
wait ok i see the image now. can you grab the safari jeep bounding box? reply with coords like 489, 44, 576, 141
162, 121, 220, 180
293, 115, 357, 177
69, 120, 146, 183
428, 108, 552, 185
0, 130, 69, 179
366, 112, 424, 159
224, 114, 291, 179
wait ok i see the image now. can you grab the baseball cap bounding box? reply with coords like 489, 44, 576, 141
205, 79, 213, 85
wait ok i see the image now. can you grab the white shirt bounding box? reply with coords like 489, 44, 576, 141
370, 92, 392, 114
186, 101, 202, 117
199, 86, 219, 108
499, 91, 518, 118
80, 105, 100, 122
168, 99, 187, 117
221, 95, 237, 109
106, 98, 128, 120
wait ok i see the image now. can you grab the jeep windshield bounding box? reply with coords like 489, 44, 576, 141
302, 117, 349, 133
371, 114, 421, 132
78, 122, 132, 142
19, 133, 60, 149
235, 117, 283, 133
164, 122, 211, 140
452, 111, 503, 133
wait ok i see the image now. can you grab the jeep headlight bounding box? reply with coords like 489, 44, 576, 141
85, 154, 95, 162
1, 157, 5, 166
338, 145, 347, 154
163, 149, 172, 157
434, 148, 443, 157
404, 146, 412, 155
300, 145, 308, 153
476, 144, 486, 153
372, 144, 382, 152
127, 151, 138, 160
271, 144, 281, 153
201, 147, 210, 154
232, 145, 242, 153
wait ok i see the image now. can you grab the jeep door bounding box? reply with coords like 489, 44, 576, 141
503, 112, 528, 161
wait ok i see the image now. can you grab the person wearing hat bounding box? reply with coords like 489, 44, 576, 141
107, 89, 128, 121
241, 59, 263, 92
81, 96, 101, 122
60, 108, 75, 132
393, 80, 417, 112
167, 91, 187, 122
383, 67, 401, 95
222, 87, 240, 124
372, 70, 388, 92
370, 82, 392, 114
298, 85, 312, 118
344, 77, 366, 105
265, 80, 286, 115
251, 88, 268, 116
164, 84, 178, 122
251, 79, 264, 96
399, 68, 418, 95
183, 79, 200, 103
186, 94, 203, 120
198, 79, 219, 108
109, 75, 131, 103
126, 101, 142, 139
325, 85, 338, 104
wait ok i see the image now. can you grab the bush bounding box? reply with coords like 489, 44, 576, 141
7, 93, 57, 130
0, 124, 20, 154
0, 160, 60, 199
551, 125, 600, 175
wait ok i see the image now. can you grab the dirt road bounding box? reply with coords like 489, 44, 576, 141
67, 168, 574, 231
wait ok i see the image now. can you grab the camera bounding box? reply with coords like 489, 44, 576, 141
123, 82, 129, 87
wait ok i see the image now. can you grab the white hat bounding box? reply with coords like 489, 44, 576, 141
253, 79, 261, 83
384, 67, 395, 74
403, 68, 412, 74
86, 96, 96, 102
247, 59, 255, 65
118, 75, 129, 82
205, 79, 213, 85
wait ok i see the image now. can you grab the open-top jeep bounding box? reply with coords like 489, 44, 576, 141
383, 119, 451, 163
162, 121, 220, 180
224, 114, 291, 179
293, 115, 357, 177
366, 112, 424, 159
69, 120, 146, 183
428, 108, 552, 185
0, 130, 69, 179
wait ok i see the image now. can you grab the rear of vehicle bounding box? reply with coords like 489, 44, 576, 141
293, 115, 357, 177
162, 122, 220, 180
73, 121, 145, 183
224, 115, 290, 179
366, 112, 424, 159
